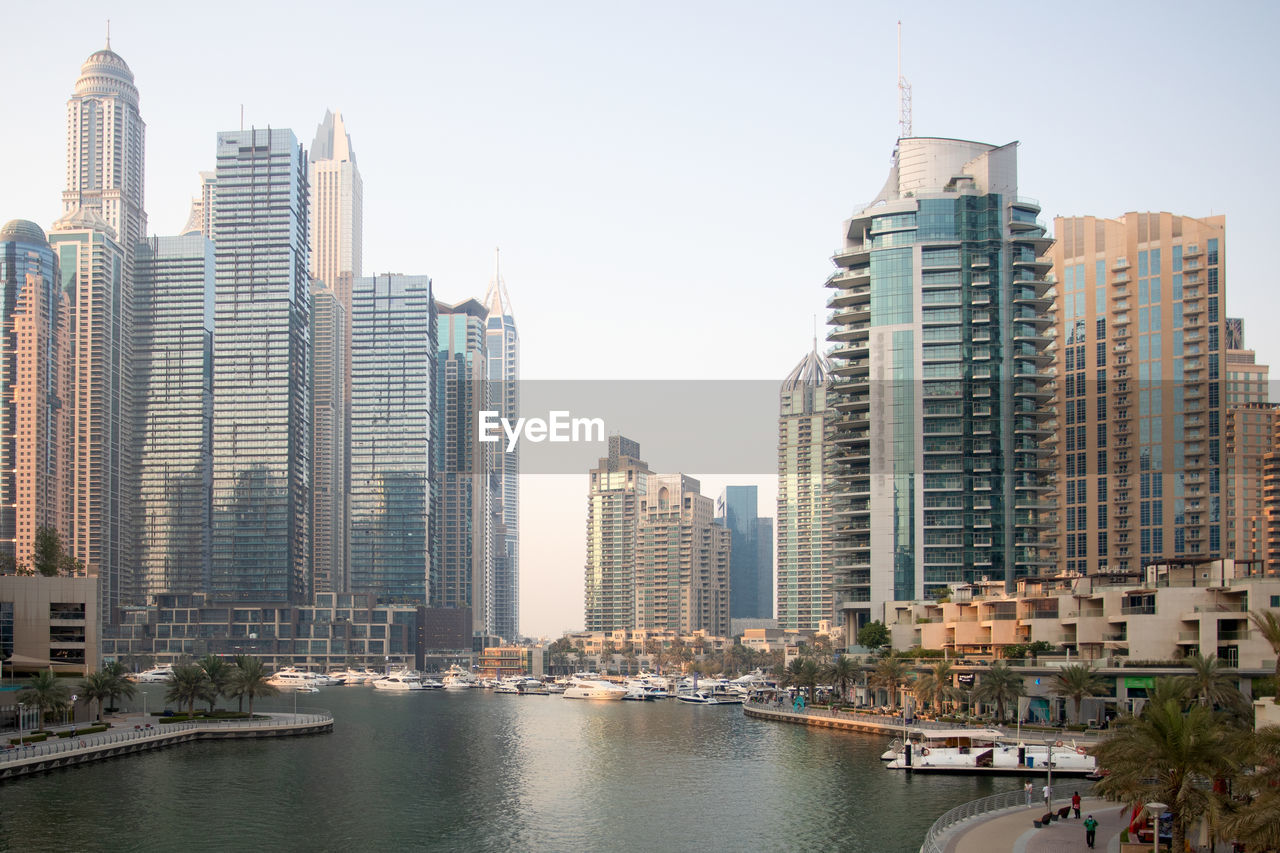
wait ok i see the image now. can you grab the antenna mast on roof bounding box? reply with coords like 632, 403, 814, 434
897, 21, 912, 139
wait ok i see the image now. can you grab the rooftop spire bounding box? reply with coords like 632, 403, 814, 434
106, 19, 110, 50
484, 247, 515, 320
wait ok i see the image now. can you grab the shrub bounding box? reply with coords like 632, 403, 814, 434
9, 733, 49, 744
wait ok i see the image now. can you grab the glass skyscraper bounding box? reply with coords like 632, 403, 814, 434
717, 485, 773, 620
134, 234, 213, 598
311, 286, 346, 594
211, 128, 312, 604
825, 137, 1055, 634
484, 265, 519, 640
349, 274, 435, 602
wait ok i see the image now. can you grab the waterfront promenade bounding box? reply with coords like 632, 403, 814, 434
0, 709, 332, 781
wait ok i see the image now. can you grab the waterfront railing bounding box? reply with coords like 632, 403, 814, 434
918, 788, 1028, 853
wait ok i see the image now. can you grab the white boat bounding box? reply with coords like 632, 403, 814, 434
621, 685, 667, 701
130, 665, 174, 683
676, 689, 729, 705
884, 728, 1097, 776
563, 679, 627, 700
442, 665, 478, 690
267, 668, 328, 690
371, 672, 426, 691
881, 738, 904, 761
517, 679, 549, 695
494, 679, 521, 695
419, 677, 444, 689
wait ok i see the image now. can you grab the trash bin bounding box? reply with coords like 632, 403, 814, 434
1027, 756, 1035, 768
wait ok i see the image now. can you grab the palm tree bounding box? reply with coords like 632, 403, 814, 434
1176, 653, 1247, 714
973, 662, 1026, 723
823, 656, 861, 706
80, 671, 115, 721
165, 664, 210, 717
1218, 725, 1280, 852
1050, 663, 1106, 724
227, 655, 277, 717
785, 657, 820, 704
100, 659, 136, 713
17, 670, 71, 728
869, 656, 910, 711
1093, 698, 1237, 853
913, 660, 963, 715
1250, 609, 1280, 697
198, 655, 232, 714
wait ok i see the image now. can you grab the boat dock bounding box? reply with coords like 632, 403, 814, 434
0, 711, 333, 782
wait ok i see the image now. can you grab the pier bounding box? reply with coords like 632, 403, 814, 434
0, 710, 333, 782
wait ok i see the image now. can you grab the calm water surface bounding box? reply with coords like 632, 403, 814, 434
0, 687, 1007, 852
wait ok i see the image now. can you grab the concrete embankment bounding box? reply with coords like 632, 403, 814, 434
0, 712, 333, 782
743, 703, 917, 736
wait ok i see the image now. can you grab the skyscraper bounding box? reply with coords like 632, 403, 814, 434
63, 43, 146, 265
311, 285, 346, 594
585, 436, 650, 632
0, 221, 69, 574
717, 485, 773, 620
635, 474, 731, 637
483, 259, 519, 639
179, 172, 216, 239
1049, 213, 1226, 573
825, 138, 1055, 636
777, 346, 833, 631
434, 299, 492, 635
211, 128, 312, 603
134, 234, 214, 597
350, 274, 436, 602
309, 110, 363, 292
48, 207, 134, 620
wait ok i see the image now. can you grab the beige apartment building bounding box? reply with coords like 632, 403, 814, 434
1226, 402, 1279, 566
1049, 213, 1227, 576
0, 575, 99, 674
885, 559, 1278, 671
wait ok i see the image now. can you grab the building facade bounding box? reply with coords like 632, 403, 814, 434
210, 128, 312, 604
1049, 213, 1227, 574
0, 221, 69, 574
584, 436, 650, 632
484, 264, 519, 641
308, 110, 363, 294
62, 44, 147, 266
311, 286, 346, 594
350, 274, 436, 602
777, 346, 833, 631
434, 299, 492, 635
825, 137, 1055, 636
134, 234, 213, 598
635, 474, 731, 636
48, 208, 135, 621
717, 485, 773, 620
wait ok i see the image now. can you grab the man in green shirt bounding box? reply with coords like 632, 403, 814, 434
1083, 815, 1099, 848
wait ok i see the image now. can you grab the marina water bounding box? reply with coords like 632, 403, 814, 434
2, 687, 1006, 851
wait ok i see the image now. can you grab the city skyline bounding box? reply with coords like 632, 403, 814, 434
3, 3, 1279, 635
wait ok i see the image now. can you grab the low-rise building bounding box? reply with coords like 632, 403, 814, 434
478, 645, 542, 678
0, 575, 99, 675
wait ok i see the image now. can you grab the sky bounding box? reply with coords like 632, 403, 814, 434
4, 1, 1279, 637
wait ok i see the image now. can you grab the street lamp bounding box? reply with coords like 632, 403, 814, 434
1145, 801, 1167, 853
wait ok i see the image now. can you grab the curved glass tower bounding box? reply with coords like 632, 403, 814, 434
825, 138, 1055, 634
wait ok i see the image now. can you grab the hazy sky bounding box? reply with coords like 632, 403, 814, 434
5, 1, 1278, 636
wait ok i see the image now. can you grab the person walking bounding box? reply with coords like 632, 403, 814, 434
1083, 814, 1098, 848
1071, 791, 1082, 819
1024, 781, 1033, 807
1042, 782, 1052, 810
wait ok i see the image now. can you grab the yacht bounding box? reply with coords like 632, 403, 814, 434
442, 665, 478, 690
621, 685, 667, 701
371, 671, 426, 691
494, 679, 521, 695
884, 728, 1097, 776
563, 679, 627, 700
130, 665, 175, 683
268, 668, 327, 690
676, 689, 730, 705
517, 679, 549, 696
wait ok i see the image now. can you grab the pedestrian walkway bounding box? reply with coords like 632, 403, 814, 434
944, 797, 1124, 853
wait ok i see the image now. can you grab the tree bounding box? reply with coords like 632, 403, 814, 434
1250, 609, 1280, 698
823, 656, 861, 705
1093, 697, 1237, 853
973, 661, 1026, 722
165, 664, 211, 717
80, 670, 114, 721
17, 670, 71, 727
789, 657, 820, 703
198, 655, 232, 713
1218, 725, 1280, 851
227, 656, 277, 717
869, 656, 911, 711
857, 620, 890, 649
913, 660, 963, 714
1176, 653, 1248, 714
30, 526, 82, 576
1051, 663, 1107, 724
101, 660, 136, 712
